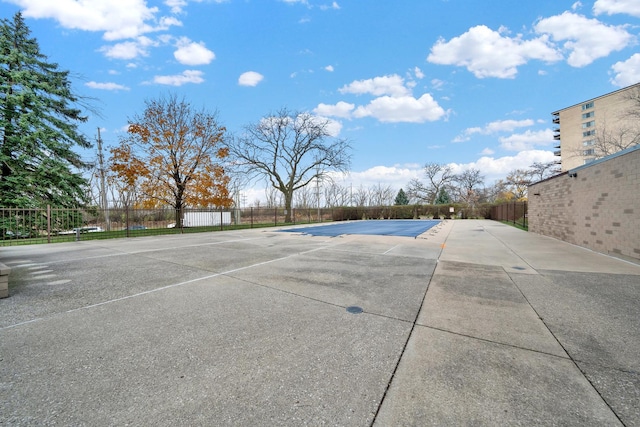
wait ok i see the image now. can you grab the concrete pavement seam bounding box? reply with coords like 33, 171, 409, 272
369, 223, 451, 426
23, 236, 271, 265
414, 323, 573, 361
484, 224, 629, 425
220, 272, 415, 324
0, 244, 338, 331
508, 271, 627, 426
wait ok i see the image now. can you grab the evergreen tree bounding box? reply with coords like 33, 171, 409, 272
0, 12, 91, 208
434, 187, 451, 205
394, 188, 409, 205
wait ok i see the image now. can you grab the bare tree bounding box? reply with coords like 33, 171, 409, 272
407, 178, 429, 204
294, 185, 314, 209
590, 120, 640, 158
529, 161, 559, 182
505, 169, 532, 201
369, 183, 395, 206
227, 108, 351, 222
453, 168, 485, 206
338, 184, 352, 207
324, 182, 350, 207
264, 187, 280, 208
410, 163, 455, 204
623, 84, 640, 121
483, 180, 509, 203
352, 185, 369, 207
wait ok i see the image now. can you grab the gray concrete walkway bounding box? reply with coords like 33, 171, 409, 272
1, 220, 639, 426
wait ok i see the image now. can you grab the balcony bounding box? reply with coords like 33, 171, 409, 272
554, 150, 562, 156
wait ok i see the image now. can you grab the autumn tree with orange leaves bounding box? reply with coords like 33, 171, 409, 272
109, 94, 232, 226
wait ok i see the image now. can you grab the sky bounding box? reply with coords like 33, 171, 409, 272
2, 0, 640, 203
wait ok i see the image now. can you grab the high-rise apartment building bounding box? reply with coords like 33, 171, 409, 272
552, 82, 640, 171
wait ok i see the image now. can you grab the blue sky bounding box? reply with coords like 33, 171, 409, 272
2, 0, 640, 201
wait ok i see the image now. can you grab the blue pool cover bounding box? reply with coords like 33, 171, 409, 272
279, 219, 441, 238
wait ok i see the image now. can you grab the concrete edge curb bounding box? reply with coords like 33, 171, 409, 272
0, 262, 10, 298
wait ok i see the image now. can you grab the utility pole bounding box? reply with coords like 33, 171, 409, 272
96, 128, 110, 231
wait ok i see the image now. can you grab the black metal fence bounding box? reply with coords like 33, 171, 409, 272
0, 206, 342, 245
1, 202, 503, 245
489, 201, 528, 229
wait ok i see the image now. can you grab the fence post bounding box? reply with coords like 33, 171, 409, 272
511, 201, 514, 225
47, 205, 51, 244
125, 205, 130, 237
274, 208, 277, 226
220, 206, 224, 231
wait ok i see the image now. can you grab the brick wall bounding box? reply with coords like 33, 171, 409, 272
529, 145, 640, 263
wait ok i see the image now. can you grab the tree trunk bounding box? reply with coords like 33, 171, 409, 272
284, 191, 293, 223
175, 192, 184, 228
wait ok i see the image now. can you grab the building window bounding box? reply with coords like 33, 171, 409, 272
583, 149, 595, 156
582, 101, 594, 110
582, 111, 595, 119
583, 130, 596, 137
583, 139, 595, 146
582, 120, 595, 128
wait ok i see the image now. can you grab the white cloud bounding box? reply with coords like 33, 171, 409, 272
165, 0, 187, 14
238, 71, 264, 87
280, 0, 309, 5
449, 150, 557, 182
534, 12, 633, 67
593, 0, 640, 17
245, 150, 559, 203
316, 116, 343, 137
610, 53, 640, 87
258, 113, 341, 137
427, 25, 562, 79
99, 37, 156, 60
414, 67, 425, 79
334, 150, 555, 191
499, 129, 555, 151
173, 37, 215, 65
9, 0, 181, 40
340, 74, 410, 97
152, 70, 205, 86
325, 65, 335, 72
431, 79, 445, 90
353, 94, 447, 123
480, 148, 495, 155
333, 166, 422, 191
454, 119, 535, 142
314, 101, 355, 119
85, 81, 130, 91
319, 2, 340, 10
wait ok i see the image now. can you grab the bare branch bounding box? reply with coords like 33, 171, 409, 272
226, 108, 351, 222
